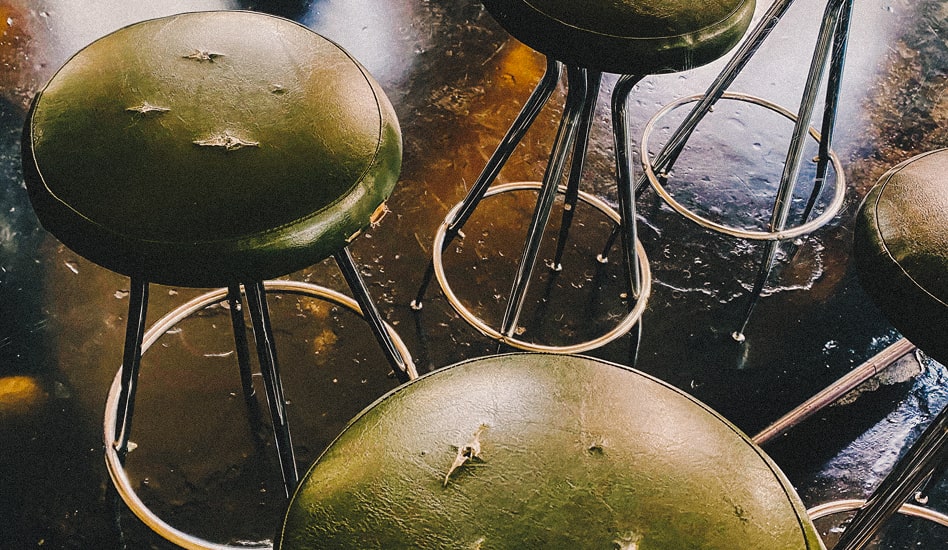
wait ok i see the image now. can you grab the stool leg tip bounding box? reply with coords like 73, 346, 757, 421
410, 300, 423, 311
731, 331, 746, 343
596, 254, 609, 264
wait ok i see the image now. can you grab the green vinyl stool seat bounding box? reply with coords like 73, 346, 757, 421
21, 10, 416, 549
280, 353, 824, 549
808, 148, 948, 550
414, 0, 756, 353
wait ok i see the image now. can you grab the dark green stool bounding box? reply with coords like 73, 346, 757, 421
413, 0, 756, 353
280, 353, 824, 549
21, 10, 416, 549
807, 149, 948, 549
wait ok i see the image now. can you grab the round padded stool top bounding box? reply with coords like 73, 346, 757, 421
279, 353, 823, 549
22, 11, 400, 287
854, 148, 948, 365
482, 0, 756, 75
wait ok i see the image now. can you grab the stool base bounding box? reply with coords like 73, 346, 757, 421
808, 499, 948, 547
104, 281, 413, 550
432, 182, 650, 353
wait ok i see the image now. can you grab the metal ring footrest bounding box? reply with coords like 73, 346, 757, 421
432, 181, 650, 354
641, 92, 847, 241
104, 280, 414, 550
808, 498, 948, 530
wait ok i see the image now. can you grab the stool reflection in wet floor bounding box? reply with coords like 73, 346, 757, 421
21, 10, 415, 549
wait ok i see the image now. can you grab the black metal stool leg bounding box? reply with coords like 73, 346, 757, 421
113, 277, 149, 458
334, 248, 413, 384
242, 280, 298, 497
637, 0, 799, 192
801, 0, 853, 224
915, 454, 948, 505
612, 73, 647, 300
734, 0, 850, 339
227, 284, 256, 405
833, 405, 948, 550
412, 58, 563, 309
597, 224, 621, 264
500, 65, 590, 337
551, 70, 603, 271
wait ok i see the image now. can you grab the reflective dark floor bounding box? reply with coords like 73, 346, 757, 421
1, 0, 947, 548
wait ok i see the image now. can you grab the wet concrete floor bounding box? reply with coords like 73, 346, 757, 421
0, 0, 947, 547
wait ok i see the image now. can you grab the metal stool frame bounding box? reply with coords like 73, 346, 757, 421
808, 404, 948, 549
105, 258, 416, 550
636, 0, 854, 339
414, 59, 651, 353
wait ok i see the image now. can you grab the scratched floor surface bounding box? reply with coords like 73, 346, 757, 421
1, 0, 946, 547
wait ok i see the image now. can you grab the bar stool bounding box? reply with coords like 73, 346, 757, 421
21, 11, 416, 549
806, 149, 948, 548
412, 0, 756, 353
279, 353, 825, 548
639, 0, 852, 340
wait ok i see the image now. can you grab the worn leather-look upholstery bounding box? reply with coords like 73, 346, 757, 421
22, 11, 400, 287
854, 149, 948, 365
280, 353, 824, 549
481, 0, 756, 74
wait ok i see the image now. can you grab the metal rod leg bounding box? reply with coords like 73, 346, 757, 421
734, 240, 780, 341
334, 248, 412, 384
112, 277, 149, 458
914, 454, 948, 505
597, 225, 621, 264
834, 405, 948, 550
802, 0, 852, 224
242, 281, 298, 497
412, 58, 563, 308
227, 284, 256, 404
636, 0, 799, 192
768, 0, 848, 235
736, 0, 848, 337
552, 70, 603, 270
500, 65, 590, 337
613, 73, 647, 299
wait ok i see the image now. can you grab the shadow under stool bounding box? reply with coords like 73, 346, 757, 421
805, 148, 948, 549
413, 0, 757, 353
638, 0, 853, 340
21, 10, 417, 549
279, 353, 825, 548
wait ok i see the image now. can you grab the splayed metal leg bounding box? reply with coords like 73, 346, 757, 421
639, 0, 853, 339
412, 58, 562, 309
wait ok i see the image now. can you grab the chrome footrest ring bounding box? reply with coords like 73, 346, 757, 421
432, 182, 650, 354
641, 92, 847, 241
104, 281, 414, 550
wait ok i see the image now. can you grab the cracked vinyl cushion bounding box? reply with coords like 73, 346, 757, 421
22, 10, 400, 287
854, 148, 948, 365
280, 353, 824, 549
481, 0, 756, 74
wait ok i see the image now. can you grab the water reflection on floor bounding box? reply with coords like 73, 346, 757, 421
1, 0, 946, 547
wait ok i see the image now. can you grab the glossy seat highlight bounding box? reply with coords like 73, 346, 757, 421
483, 0, 756, 74
280, 353, 824, 549
23, 10, 400, 287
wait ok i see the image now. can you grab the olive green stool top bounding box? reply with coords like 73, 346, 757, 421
482, 0, 756, 74
280, 353, 824, 549
21, 11, 412, 549
22, 10, 400, 288
854, 148, 948, 365
814, 148, 948, 549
